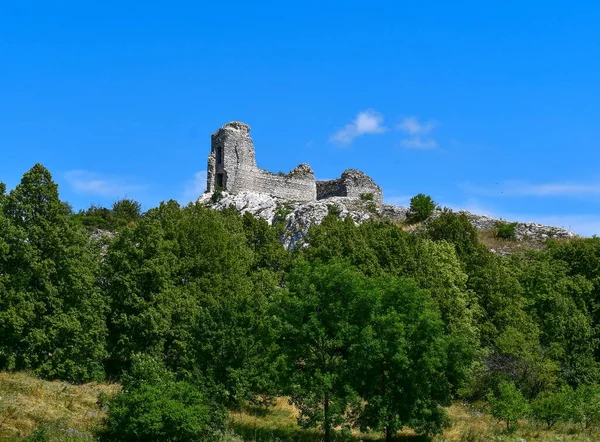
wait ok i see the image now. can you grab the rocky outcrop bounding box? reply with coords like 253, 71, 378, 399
198, 191, 383, 249
454, 211, 577, 241
198, 191, 578, 251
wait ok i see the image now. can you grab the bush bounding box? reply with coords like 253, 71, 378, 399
495, 220, 517, 240
210, 186, 224, 203
99, 356, 225, 441
487, 381, 530, 431
360, 192, 374, 201
531, 387, 573, 429
406, 193, 438, 223
570, 384, 600, 429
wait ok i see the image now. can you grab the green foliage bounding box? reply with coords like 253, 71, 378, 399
487, 381, 530, 431
351, 276, 452, 437
72, 199, 143, 231
424, 208, 484, 264
99, 355, 225, 441
276, 261, 369, 441
210, 186, 224, 203
570, 384, 600, 429
103, 201, 281, 406
277, 261, 456, 439
531, 387, 573, 429
4, 163, 600, 440
406, 193, 438, 223
495, 220, 517, 240
112, 199, 142, 224
0, 164, 107, 382
359, 192, 374, 201
327, 204, 342, 216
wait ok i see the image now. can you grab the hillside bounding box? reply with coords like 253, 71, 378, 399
199, 190, 578, 252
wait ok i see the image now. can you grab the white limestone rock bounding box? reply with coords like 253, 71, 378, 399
199, 191, 578, 251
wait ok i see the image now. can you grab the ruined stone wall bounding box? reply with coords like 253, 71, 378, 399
207, 122, 316, 202
316, 169, 383, 204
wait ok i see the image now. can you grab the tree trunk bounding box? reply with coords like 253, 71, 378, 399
385, 425, 392, 442
324, 394, 330, 442
506, 419, 510, 431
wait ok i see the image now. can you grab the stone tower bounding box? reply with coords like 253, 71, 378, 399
206, 121, 317, 201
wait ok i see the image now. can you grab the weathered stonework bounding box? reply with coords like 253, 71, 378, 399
207, 122, 317, 202
206, 121, 384, 204
316, 170, 383, 204
202, 122, 579, 251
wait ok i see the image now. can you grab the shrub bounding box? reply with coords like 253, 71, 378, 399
406, 193, 438, 223
487, 381, 530, 431
99, 355, 225, 441
210, 186, 224, 203
360, 192, 374, 201
495, 220, 517, 240
327, 204, 342, 217
531, 387, 573, 429
570, 384, 600, 429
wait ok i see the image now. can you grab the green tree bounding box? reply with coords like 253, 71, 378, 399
102, 202, 180, 376
304, 216, 478, 388
570, 384, 600, 429
406, 193, 438, 223
276, 261, 373, 441
548, 238, 600, 361
488, 381, 530, 431
100, 354, 225, 441
112, 198, 142, 225
104, 202, 281, 405
512, 252, 598, 387
351, 277, 452, 439
531, 387, 573, 429
0, 164, 107, 381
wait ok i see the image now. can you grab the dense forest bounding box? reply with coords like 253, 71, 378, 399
2, 164, 600, 441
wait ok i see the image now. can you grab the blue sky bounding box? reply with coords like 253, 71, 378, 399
1, 2, 599, 235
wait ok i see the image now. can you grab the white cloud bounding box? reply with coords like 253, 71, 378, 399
64, 170, 145, 197
181, 170, 207, 203
400, 136, 438, 149
397, 116, 439, 149
330, 109, 386, 144
397, 117, 437, 135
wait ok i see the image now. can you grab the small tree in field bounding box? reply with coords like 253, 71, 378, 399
531, 387, 573, 429
570, 384, 600, 429
406, 193, 438, 223
488, 381, 530, 431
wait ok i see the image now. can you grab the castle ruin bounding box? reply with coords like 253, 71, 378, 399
207, 121, 383, 204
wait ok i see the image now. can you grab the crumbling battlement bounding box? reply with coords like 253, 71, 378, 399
316, 170, 383, 204
206, 121, 383, 203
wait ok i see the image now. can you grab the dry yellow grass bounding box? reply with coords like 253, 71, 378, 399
230, 399, 600, 441
0, 371, 119, 440
2, 371, 599, 441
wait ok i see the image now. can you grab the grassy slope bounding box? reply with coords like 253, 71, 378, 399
2, 372, 599, 441
0, 371, 118, 441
